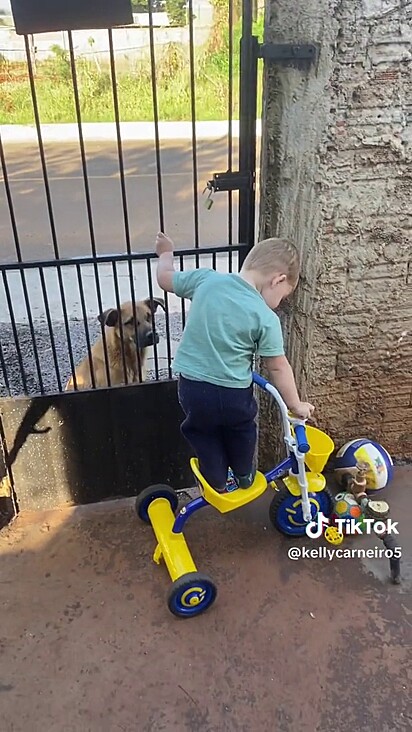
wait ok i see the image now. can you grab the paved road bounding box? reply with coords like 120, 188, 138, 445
0, 138, 240, 263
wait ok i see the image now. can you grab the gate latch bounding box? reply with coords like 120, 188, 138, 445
205, 171, 254, 194
257, 43, 318, 68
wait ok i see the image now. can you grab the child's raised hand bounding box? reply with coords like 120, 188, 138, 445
156, 232, 174, 257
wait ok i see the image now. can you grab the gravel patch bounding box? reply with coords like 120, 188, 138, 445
0, 313, 183, 397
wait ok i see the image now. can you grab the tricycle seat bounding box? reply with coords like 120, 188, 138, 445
190, 458, 267, 514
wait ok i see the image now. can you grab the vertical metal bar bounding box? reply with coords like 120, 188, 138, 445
146, 4, 171, 382
67, 31, 112, 387
163, 292, 173, 380
107, 30, 133, 254
147, 0, 165, 231
2, 271, 27, 394
228, 0, 234, 273
75, 264, 96, 390
56, 269, 77, 390
1, 129, 21, 405
0, 335, 10, 396
39, 267, 62, 392
179, 255, 186, 329
238, 0, 259, 268
0, 133, 43, 392
0, 414, 16, 516
111, 261, 128, 385
24, 36, 78, 386
187, 0, 200, 262
19, 277, 44, 393
0, 133, 22, 263
146, 259, 160, 381
23, 36, 61, 259
108, 29, 143, 382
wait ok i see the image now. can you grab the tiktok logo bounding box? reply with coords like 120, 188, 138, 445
305, 512, 399, 538
305, 511, 330, 538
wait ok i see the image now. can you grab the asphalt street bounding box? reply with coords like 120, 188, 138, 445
0, 137, 240, 263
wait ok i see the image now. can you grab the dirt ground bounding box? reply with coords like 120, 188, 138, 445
1, 467, 411, 732
0, 312, 180, 397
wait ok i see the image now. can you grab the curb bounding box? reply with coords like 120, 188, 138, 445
0, 119, 262, 143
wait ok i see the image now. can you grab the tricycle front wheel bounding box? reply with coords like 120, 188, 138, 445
167, 572, 217, 618
269, 484, 333, 537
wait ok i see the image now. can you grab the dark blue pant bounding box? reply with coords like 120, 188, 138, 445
178, 376, 258, 490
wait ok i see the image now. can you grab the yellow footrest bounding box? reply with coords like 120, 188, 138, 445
190, 458, 267, 513
283, 472, 326, 496
148, 498, 197, 581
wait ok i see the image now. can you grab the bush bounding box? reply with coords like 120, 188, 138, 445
165, 0, 186, 26
0, 9, 265, 124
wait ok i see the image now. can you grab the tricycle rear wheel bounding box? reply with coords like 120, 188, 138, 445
135, 484, 179, 524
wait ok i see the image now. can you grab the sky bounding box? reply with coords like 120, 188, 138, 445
0, 0, 11, 11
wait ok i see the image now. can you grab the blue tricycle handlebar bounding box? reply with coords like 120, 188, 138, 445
252, 371, 310, 454
293, 424, 310, 454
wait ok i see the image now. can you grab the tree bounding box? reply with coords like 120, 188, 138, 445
130, 0, 167, 12
131, 0, 148, 11
130, 0, 186, 27
165, 0, 186, 26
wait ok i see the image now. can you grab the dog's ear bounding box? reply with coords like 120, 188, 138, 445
144, 297, 165, 313
98, 308, 119, 327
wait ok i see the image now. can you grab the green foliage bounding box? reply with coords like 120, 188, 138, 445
0, 8, 265, 124
130, 0, 149, 11
130, 0, 167, 13
165, 0, 186, 26
47, 45, 71, 81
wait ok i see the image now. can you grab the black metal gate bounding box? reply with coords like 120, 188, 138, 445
0, 0, 262, 513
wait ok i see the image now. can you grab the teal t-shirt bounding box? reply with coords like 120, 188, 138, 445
172, 268, 284, 388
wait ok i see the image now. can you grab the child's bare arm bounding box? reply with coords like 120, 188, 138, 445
262, 355, 314, 420
156, 232, 175, 293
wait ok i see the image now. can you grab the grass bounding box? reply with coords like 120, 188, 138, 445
0, 18, 263, 124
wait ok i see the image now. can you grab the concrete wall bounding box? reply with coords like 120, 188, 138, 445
259, 0, 412, 463
0, 3, 213, 63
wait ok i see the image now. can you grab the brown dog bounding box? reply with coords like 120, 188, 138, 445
65, 297, 165, 390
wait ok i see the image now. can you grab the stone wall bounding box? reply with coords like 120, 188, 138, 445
259, 0, 412, 464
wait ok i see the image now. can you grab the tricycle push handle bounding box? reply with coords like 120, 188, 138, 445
252, 371, 310, 455
252, 370, 288, 418
252, 372, 268, 390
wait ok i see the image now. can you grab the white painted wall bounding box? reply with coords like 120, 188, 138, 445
0, 3, 214, 62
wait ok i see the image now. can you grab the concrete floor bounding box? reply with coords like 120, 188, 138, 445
1, 467, 411, 732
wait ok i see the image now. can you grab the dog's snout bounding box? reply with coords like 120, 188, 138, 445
143, 331, 159, 347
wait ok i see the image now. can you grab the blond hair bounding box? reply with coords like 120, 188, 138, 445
241, 237, 300, 283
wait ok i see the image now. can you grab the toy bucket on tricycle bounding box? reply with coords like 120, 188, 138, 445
135, 371, 336, 617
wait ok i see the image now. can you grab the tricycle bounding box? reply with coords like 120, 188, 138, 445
135, 371, 335, 617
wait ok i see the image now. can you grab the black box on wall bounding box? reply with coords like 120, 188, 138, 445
10, 0, 133, 35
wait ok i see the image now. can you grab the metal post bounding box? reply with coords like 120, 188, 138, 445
238, 0, 259, 266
